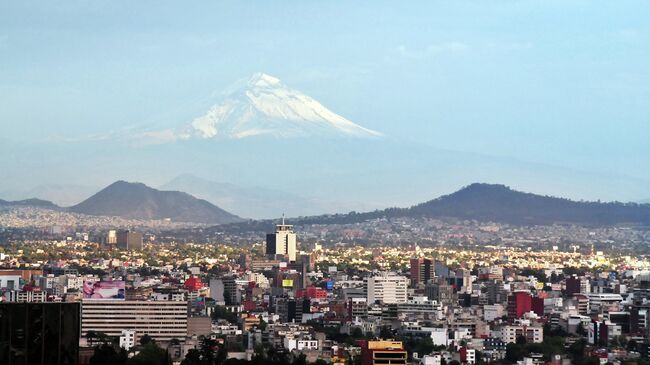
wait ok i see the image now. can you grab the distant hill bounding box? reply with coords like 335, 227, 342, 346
69, 181, 242, 224
282, 183, 650, 226
0, 198, 60, 209
0, 183, 98, 207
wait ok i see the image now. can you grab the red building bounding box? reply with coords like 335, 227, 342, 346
184, 276, 203, 291
296, 286, 328, 299
508, 292, 532, 319
531, 296, 545, 317
409, 258, 433, 287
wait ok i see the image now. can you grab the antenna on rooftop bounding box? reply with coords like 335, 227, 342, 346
282, 213, 285, 225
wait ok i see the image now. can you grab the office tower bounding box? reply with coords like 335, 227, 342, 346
81, 300, 188, 345
358, 340, 407, 365
486, 280, 506, 305
435, 261, 450, 278
276, 297, 303, 323
106, 230, 117, 245
116, 230, 143, 250
288, 260, 309, 289
425, 280, 455, 306
0, 302, 80, 365
454, 268, 473, 294
409, 258, 433, 287
222, 277, 241, 305
364, 272, 408, 304
266, 218, 297, 262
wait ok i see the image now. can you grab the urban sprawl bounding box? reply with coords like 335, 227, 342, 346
1, 217, 650, 365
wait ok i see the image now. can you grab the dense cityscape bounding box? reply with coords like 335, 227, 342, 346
2, 214, 650, 365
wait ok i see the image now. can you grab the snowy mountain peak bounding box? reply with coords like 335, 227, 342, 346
248, 72, 281, 88
185, 73, 382, 140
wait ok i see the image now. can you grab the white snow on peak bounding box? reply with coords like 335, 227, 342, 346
187, 73, 382, 140
247, 72, 281, 88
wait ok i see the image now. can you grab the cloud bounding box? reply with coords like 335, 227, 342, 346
396, 42, 469, 59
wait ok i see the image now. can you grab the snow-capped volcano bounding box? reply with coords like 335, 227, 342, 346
184, 73, 382, 140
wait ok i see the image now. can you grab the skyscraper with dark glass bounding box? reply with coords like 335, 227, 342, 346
0, 302, 80, 365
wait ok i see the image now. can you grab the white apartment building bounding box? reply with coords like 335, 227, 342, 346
4, 290, 46, 303
119, 330, 136, 350
364, 272, 408, 304
397, 296, 443, 320
499, 325, 543, 344
82, 300, 188, 345
0, 273, 22, 290
284, 338, 319, 352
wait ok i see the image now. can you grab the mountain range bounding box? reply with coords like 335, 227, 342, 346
4, 181, 649, 228
246, 183, 650, 227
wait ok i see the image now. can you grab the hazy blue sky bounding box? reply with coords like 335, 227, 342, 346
1, 1, 649, 202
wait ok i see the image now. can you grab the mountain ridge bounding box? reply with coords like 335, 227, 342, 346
0, 198, 60, 209
69, 180, 242, 224
217, 183, 650, 230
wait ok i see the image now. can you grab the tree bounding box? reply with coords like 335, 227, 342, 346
89, 344, 127, 365
258, 318, 267, 331
568, 339, 587, 365
293, 354, 307, 365
505, 343, 526, 363
180, 349, 203, 365
350, 327, 364, 338
140, 334, 154, 346
414, 336, 435, 357
627, 338, 638, 352
126, 342, 170, 365
379, 326, 393, 339
212, 306, 238, 324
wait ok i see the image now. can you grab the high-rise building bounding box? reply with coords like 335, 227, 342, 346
0, 302, 80, 365
266, 218, 297, 262
116, 230, 143, 250
507, 292, 532, 319
81, 300, 188, 345
106, 230, 117, 245
409, 258, 433, 287
223, 278, 241, 305
425, 279, 455, 306
364, 272, 408, 304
